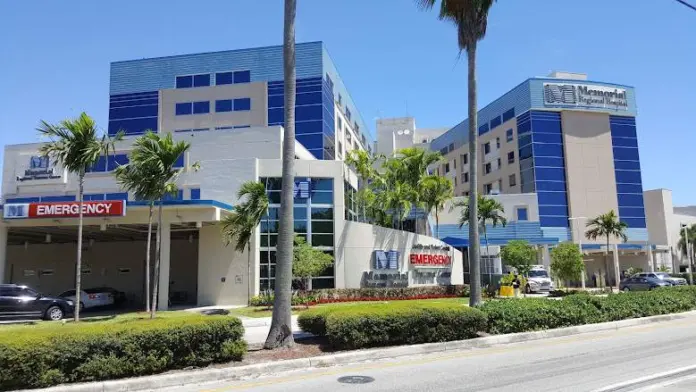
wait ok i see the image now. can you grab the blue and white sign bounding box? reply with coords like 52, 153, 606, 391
294, 181, 310, 199
543, 83, 628, 110
3, 203, 29, 219
374, 250, 399, 270
17, 156, 60, 181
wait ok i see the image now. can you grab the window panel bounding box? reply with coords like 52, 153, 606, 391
296, 104, 323, 120
506, 129, 514, 142
193, 74, 210, 87
109, 117, 158, 135
261, 221, 278, 234
215, 99, 233, 112
311, 207, 333, 220
267, 192, 281, 204
516, 207, 528, 221
312, 179, 333, 191
519, 145, 533, 160
293, 206, 307, 219
535, 180, 567, 192
107, 154, 129, 170
534, 156, 564, 168
617, 183, 643, 194
105, 192, 128, 200
215, 72, 233, 85
234, 70, 251, 83
619, 207, 646, 218
87, 156, 107, 172
261, 234, 278, 247
297, 92, 322, 105
532, 133, 563, 144
175, 102, 192, 116
612, 137, 638, 148
539, 205, 569, 217
311, 192, 333, 204
509, 174, 516, 187
533, 143, 564, 157
294, 220, 308, 233
490, 116, 502, 129
610, 124, 637, 138
296, 134, 323, 150
311, 220, 334, 234
478, 123, 489, 135
502, 108, 515, 122
193, 101, 210, 114
176, 75, 193, 88
617, 193, 645, 207
263, 207, 280, 219
109, 105, 158, 120
621, 217, 646, 228
507, 151, 515, 164
537, 191, 568, 206
234, 98, 251, 111
190, 188, 201, 200
614, 160, 641, 171
613, 147, 640, 161
615, 170, 642, 184
540, 216, 570, 227
531, 119, 562, 134
484, 142, 491, 154
311, 234, 334, 247
173, 154, 185, 169
310, 278, 335, 289
110, 98, 158, 108
535, 167, 566, 182
518, 134, 532, 148
268, 95, 283, 108
268, 108, 283, 124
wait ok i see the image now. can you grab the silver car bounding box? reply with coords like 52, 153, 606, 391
635, 272, 687, 286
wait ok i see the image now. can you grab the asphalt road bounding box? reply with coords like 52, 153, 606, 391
156, 316, 696, 392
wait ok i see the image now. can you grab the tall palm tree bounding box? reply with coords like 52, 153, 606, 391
457, 194, 506, 284
265, 0, 296, 349
585, 210, 628, 289
126, 132, 192, 318
345, 150, 383, 221
37, 112, 121, 321
678, 223, 696, 284
221, 181, 269, 304
419, 0, 496, 306
421, 175, 454, 238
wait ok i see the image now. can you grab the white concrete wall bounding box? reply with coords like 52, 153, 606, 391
375, 117, 416, 157
337, 221, 464, 289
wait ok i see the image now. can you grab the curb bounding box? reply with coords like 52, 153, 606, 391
27, 310, 696, 392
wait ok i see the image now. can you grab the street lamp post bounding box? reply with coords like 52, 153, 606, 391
681, 224, 693, 285
569, 217, 587, 290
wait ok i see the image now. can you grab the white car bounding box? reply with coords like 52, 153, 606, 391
59, 288, 115, 310
525, 266, 555, 293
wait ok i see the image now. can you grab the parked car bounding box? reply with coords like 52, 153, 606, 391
0, 284, 74, 320
634, 272, 687, 286
525, 266, 554, 294
620, 276, 671, 292
59, 287, 126, 310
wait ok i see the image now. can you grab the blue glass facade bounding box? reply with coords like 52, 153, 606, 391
610, 116, 646, 228
517, 111, 569, 228
108, 91, 159, 135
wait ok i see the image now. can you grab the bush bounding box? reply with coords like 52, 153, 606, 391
298, 301, 486, 349
479, 286, 696, 334
250, 285, 469, 307
0, 315, 246, 390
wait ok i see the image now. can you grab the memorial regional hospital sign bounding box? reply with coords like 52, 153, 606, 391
543, 83, 628, 110
3, 200, 126, 219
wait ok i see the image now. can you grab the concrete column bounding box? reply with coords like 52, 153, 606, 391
613, 244, 621, 288
542, 245, 551, 271
648, 247, 655, 272
158, 221, 171, 310
0, 226, 7, 283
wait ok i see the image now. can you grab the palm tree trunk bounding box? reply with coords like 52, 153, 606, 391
435, 210, 440, 239
265, 0, 296, 349
247, 242, 251, 305
483, 226, 490, 287
144, 202, 153, 312
151, 202, 163, 319
605, 236, 610, 288
466, 44, 482, 307
74, 172, 85, 321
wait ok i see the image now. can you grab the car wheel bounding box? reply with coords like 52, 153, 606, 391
525, 285, 531, 294
45, 306, 64, 321
622, 287, 630, 292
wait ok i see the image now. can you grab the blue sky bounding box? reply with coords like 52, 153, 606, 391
1, 0, 694, 204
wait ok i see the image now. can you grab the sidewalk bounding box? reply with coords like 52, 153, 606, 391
240, 315, 310, 346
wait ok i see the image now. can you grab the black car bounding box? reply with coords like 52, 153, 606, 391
619, 276, 671, 292
0, 284, 74, 320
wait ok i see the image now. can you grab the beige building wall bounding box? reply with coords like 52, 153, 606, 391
645, 189, 674, 246
160, 82, 269, 132
442, 117, 520, 197
561, 111, 619, 244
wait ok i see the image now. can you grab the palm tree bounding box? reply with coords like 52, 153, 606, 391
678, 224, 696, 284
457, 195, 506, 285
37, 112, 121, 321
126, 132, 192, 318
585, 210, 628, 290
221, 181, 270, 304
419, 0, 496, 306
421, 175, 454, 238
265, 0, 296, 349
345, 150, 383, 221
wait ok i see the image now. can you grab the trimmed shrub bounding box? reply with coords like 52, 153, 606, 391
298, 302, 486, 349
0, 315, 246, 391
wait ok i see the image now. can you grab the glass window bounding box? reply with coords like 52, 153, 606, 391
173, 154, 185, 169
496, 137, 501, 149
448, 143, 454, 152
215, 99, 233, 112
234, 98, 251, 111
462, 172, 469, 183
506, 129, 514, 142
216, 72, 233, 85
175, 102, 192, 116
312, 179, 333, 191
445, 163, 450, 173
497, 158, 501, 168
261, 234, 278, 247
311, 220, 334, 234
453, 158, 456, 170
484, 183, 493, 194
461, 153, 468, 165
484, 142, 491, 154
311, 207, 333, 220
508, 151, 515, 164
311, 234, 334, 247
479, 123, 489, 135
517, 207, 528, 221
267, 192, 281, 204
345, 108, 352, 121
502, 108, 515, 122
193, 101, 210, 114
490, 116, 502, 129
539, 205, 569, 216
263, 207, 280, 220
617, 194, 645, 207
176, 75, 193, 88
535, 167, 566, 182
533, 143, 564, 157
484, 162, 491, 174
311, 278, 335, 289
193, 74, 210, 87
616, 170, 642, 184
311, 192, 333, 204
234, 70, 251, 83
261, 221, 278, 233
537, 191, 568, 206
509, 174, 517, 187
264, 178, 283, 191
190, 188, 201, 200
294, 220, 308, 233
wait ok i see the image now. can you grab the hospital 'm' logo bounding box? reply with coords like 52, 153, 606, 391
544, 84, 577, 104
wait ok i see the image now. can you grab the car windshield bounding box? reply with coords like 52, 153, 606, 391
528, 270, 548, 278
655, 273, 671, 279
20, 288, 39, 297
59, 290, 76, 297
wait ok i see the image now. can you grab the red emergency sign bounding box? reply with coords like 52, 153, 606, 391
3, 200, 126, 219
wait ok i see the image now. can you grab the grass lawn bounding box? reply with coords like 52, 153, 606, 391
226, 297, 470, 318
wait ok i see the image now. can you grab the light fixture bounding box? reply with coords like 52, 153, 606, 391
45, 234, 51, 243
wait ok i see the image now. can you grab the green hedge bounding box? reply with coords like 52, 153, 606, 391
298, 302, 486, 349
480, 286, 696, 334
0, 315, 246, 390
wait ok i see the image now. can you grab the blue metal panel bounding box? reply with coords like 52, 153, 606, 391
40, 195, 76, 202
610, 115, 645, 228
110, 42, 324, 94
